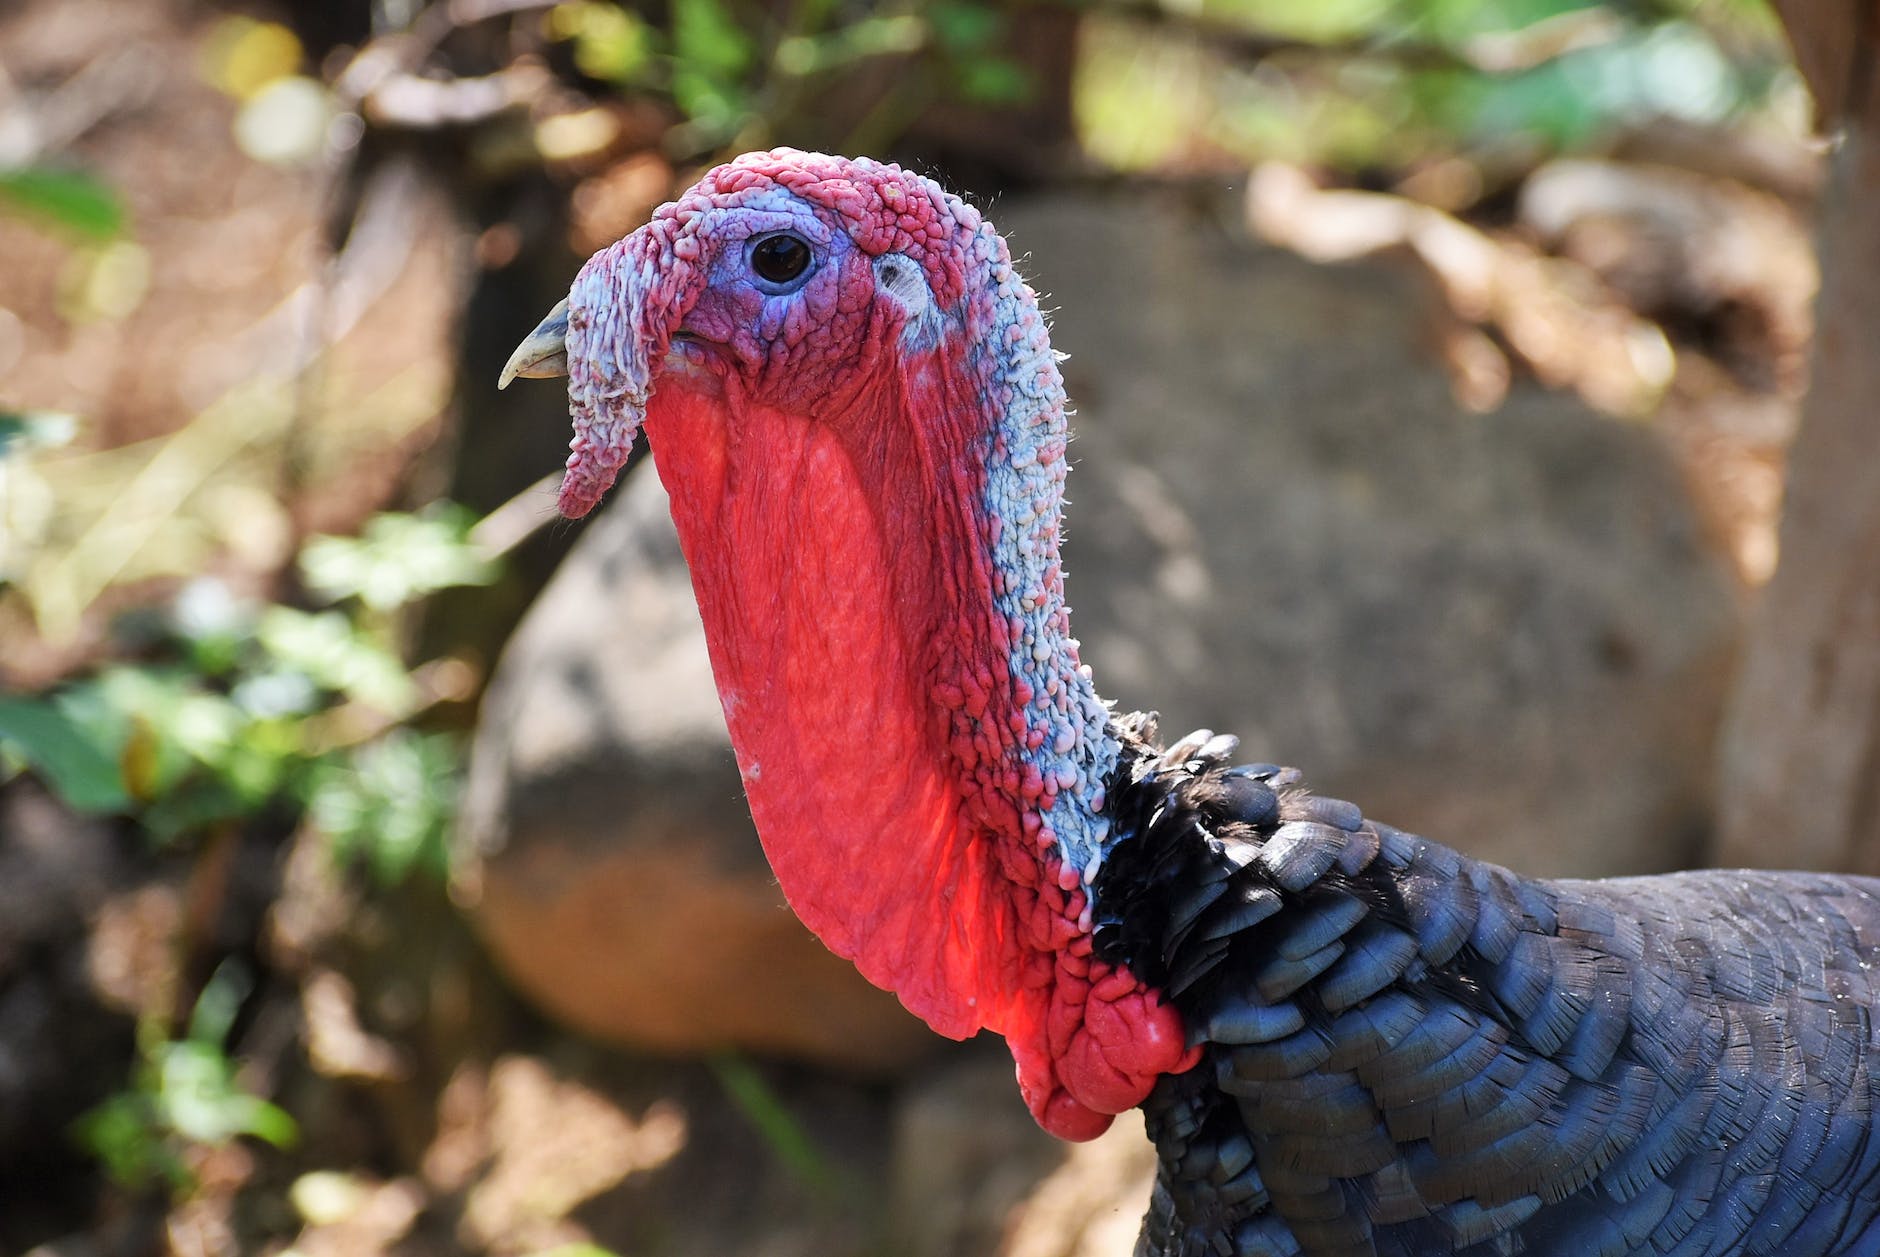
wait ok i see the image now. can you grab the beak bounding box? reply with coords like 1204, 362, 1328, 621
522, 220, 706, 519
498, 298, 570, 389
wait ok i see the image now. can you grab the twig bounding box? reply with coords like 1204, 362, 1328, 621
362, 63, 552, 129
332, 0, 559, 110
0, 46, 163, 167
468, 471, 562, 560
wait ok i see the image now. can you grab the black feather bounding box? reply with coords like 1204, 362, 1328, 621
1091, 723, 1880, 1257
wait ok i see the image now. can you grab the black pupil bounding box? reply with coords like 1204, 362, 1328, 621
752, 235, 809, 283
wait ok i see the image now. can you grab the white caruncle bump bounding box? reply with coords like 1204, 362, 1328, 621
872, 251, 943, 352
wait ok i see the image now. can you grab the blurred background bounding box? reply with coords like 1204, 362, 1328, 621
0, 1, 1873, 1254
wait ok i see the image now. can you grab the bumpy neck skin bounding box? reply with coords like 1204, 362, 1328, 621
559, 151, 1197, 1140
914, 218, 1200, 1138
951, 216, 1122, 907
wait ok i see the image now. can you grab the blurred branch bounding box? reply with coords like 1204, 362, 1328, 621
265, 161, 432, 382
0, 47, 163, 167
332, 0, 559, 118
1248, 162, 1672, 418
362, 63, 553, 129
1610, 117, 1824, 205
467, 471, 561, 560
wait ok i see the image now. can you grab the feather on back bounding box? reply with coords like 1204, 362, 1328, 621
1095, 717, 1880, 1257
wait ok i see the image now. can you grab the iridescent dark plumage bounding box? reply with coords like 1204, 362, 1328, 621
1094, 714, 1880, 1256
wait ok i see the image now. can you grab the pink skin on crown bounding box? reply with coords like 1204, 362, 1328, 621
555, 150, 1196, 1140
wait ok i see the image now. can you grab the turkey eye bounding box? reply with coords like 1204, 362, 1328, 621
750, 233, 810, 284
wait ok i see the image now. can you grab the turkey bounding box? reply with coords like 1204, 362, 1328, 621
498, 150, 1880, 1256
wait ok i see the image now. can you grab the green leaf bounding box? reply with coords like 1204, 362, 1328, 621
956, 56, 1032, 106
556, 1, 656, 83
88, 668, 247, 790
673, 68, 750, 132
79, 961, 299, 1197
73, 1091, 176, 1189
257, 608, 418, 713
672, 0, 756, 130
710, 1052, 837, 1197
299, 506, 497, 611
154, 963, 298, 1149
0, 410, 78, 459
154, 1041, 297, 1147
187, 959, 250, 1046
308, 730, 461, 887
0, 166, 126, 241
673, 0, 755, 77
929, 1, 1000, 52
0, 697, 130, 813
20, 667, 308, 841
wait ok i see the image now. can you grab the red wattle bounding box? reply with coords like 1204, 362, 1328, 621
645, 362, 1204, 1141
1009, 926, 1202, 1141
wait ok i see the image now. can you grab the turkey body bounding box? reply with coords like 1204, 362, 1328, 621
1096, 717, 1880, 1256
506, 149, 1880, 1257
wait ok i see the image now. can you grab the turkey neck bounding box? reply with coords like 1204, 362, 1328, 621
638, 231, 1115, 1007
642, 223, 1194, 1138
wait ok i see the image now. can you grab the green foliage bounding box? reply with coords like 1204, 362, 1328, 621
671, 0, 758, 132
955, 57, 1032, 106
1, 652, 329, 847
65, 665, 308, 843
552, 1, 655, 83
543, 0, 1033, 150
1080, 0, 1789, 173
300, 505, 496, 612
0, 409, 78, 458
25, 504, 496, 1196
0, 168, 144, 329
710, 1053, 839, 1199
0, 695, 132, 813
308, 729, 461, 889
929, 0, 1002, 51
257, 608, 417, 714
77, 962, 298, 1193
0, 166, 126, 241
1413, 20, 1751, 146
0, 505, 495, 878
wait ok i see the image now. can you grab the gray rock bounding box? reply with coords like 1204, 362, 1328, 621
1011, 190, 1738, 878
458, 186, 1740, 1068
